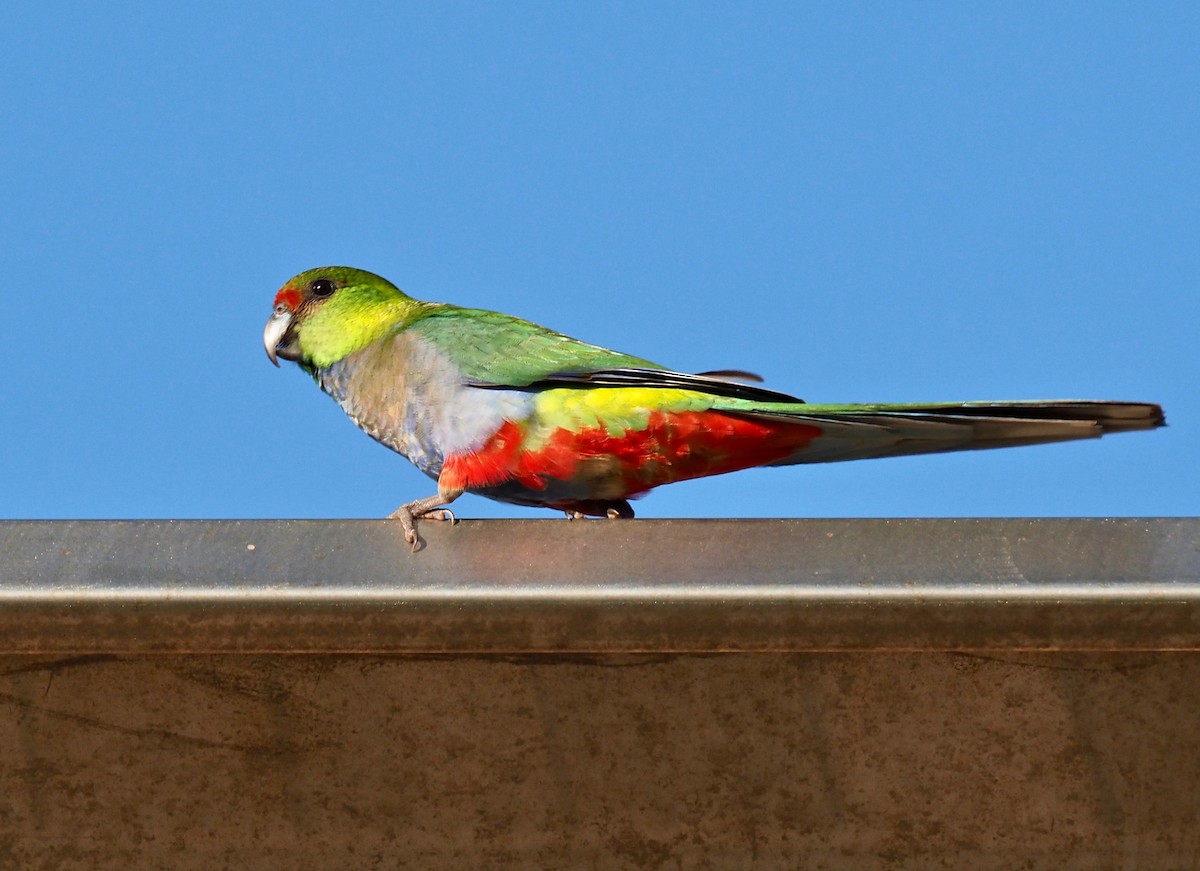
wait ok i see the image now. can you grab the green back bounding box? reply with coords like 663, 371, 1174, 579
409, 306, 665, 386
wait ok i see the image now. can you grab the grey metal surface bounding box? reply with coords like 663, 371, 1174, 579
1, 518, 1199, 652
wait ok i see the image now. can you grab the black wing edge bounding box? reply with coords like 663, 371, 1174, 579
882, 401, 1166, 433
465, 367, 805, 404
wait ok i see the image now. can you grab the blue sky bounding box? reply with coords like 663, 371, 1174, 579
2, 3, 1194, 520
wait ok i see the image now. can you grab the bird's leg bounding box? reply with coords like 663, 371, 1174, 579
388, 489, 462, 552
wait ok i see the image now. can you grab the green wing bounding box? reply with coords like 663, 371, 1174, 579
408, 306, 665, 384
408, 306, 809, 402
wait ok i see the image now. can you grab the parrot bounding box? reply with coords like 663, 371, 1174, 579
264, 266, 1165, 549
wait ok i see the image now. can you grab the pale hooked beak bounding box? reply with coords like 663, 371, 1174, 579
263, 307, 294, 367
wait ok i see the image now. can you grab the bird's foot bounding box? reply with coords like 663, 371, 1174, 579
561, 500, 635, 520
388, 496, 458, 553
607, 500, 635, 519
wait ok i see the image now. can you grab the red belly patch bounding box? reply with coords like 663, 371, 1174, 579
440, 411, 821, 498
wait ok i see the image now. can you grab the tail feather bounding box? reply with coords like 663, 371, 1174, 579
736, 401, 1165, 466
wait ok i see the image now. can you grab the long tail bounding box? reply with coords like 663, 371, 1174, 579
738, 401, 1165, 465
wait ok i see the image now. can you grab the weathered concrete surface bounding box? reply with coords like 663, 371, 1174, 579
2, 651, 1198, 870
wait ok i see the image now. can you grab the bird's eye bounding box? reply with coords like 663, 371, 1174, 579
310, 278, 336, 298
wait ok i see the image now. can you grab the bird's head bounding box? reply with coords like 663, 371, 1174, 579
264, 267, 422, 370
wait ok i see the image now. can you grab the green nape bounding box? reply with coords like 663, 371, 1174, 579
293, 268, 440, 369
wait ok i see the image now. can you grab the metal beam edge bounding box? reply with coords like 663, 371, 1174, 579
1, 518, 1197, 652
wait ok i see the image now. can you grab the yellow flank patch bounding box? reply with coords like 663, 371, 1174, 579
533, 387, 714, 439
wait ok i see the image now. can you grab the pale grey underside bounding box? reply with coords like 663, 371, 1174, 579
318, 331, 533, 481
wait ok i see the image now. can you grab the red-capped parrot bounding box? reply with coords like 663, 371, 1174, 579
264, 267, 1165, 548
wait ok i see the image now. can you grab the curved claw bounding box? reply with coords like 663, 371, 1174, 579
386, 504, 422, 552
388, 493, 461, 553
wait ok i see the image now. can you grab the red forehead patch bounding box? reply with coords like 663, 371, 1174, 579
274, 285, 302, 311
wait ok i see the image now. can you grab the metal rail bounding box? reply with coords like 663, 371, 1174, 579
2, 518, 1197, 652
